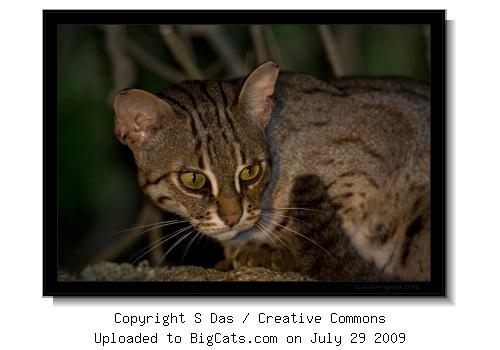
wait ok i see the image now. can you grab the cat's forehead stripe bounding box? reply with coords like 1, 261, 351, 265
218, 82, 241, 143
206, 81, 240, 144
197, 153, 204, 169
167, 81, 240, 154
233, 143, 244, 194
201, 147, 219, 197
200, 81, 242, 166
175, 85, 208, 129
200, 82, 230, 144
160, 93, 199, 139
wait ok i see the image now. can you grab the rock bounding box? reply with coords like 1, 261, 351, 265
78, 261, 311, 281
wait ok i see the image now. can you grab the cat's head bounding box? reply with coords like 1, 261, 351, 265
113, 61, 280, 241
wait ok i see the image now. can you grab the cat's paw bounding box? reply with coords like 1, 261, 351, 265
232, 241, 296, 271
214, 259, 234, 271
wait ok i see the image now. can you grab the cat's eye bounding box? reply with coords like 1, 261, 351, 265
240, 164, 260, 181
179, 172, 207, 190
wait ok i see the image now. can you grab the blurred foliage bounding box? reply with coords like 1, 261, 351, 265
57, 24, 428, 271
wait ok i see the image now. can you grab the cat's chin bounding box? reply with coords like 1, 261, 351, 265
206, 229, 239, 241
199, 222, 259, 241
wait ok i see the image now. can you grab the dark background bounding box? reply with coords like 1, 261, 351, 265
57, 24, 429, 272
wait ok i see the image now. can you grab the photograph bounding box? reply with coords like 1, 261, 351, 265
45, 10, 445, 295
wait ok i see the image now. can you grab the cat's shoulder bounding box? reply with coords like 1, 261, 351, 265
276, 72, 345, 97
278, 72, 429, 100
329, 76, 429, 99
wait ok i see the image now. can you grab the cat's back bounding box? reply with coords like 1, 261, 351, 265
275, 72, 429, 135
271, 72, 430, 176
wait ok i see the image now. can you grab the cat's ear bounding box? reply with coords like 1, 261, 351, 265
113, 89, 173, 150
238, 61, 279, 128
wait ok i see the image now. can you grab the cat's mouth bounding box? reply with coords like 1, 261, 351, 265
194, 213, 261, 241
200, 222, 260, 241
211, 229, 239, 241
195, 228, 239, 241
198, 223, 256, 241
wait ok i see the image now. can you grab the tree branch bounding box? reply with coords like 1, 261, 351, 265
102, 25, 136, 98
335, 25, 361, 76
318, 24, 346, 77
184, 25, 246, 77
159, 25, 204, 79
127, 39, 187, 83
250, 25, 270, 64
264, 25, 286, 69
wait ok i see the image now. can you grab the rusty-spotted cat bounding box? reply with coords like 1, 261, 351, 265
113, 61, 430, 281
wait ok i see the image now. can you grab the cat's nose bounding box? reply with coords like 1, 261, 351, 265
221, 213, 241, 227
217, 196, 242, 227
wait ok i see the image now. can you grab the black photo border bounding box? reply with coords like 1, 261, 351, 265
44, 9, 446, 296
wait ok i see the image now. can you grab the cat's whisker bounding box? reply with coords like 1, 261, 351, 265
182, 231, 202, 262
130, 227, 190, 265
255, 222, 278, 249
130, 236, 169, 265
262, 212, 313, 227
123, 221, 189, 244
156, 229, 196, 268
130, 225, 193, 264
272, 207, 321, 213
258, 220, 293, 253
106, 219, 189, 237
266, 223, 294, 253
263, 217, 334, 260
